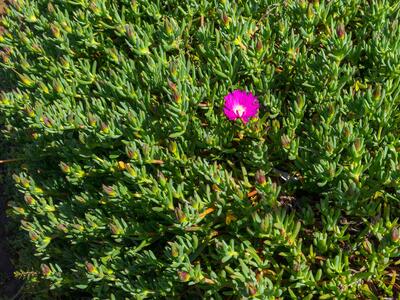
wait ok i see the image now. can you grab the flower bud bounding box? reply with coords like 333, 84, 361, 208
171, 244, 179, 257
167, 79, 177, 91
88, 114, 97, 126
29, 231, 38, 241
59, 56, 70, 68
256, 39, 263, 52
296, 94, 305, 111
168, 141, 177, 154
212, 184, 221, 192
19, 32, 29, 44
107, 47, 119, 63
392, 227, 399, 242
125, 24, 134, 40
307, 4, 314, 20
126, 147, 138, 160
143, 144, 151, 157
43, 116, 53, 127
343, 126, 351, 138
50, 24, 60, 38
72, 224, 84, 232
281, 134, 291, 149
363, 239, 372, 254
354, 138, 363, 153
109, 224, 121, 235
255, 170, 266, 185
222, 14, 230, 26
225, 211, 236, 225
21, 178, 30, 188
327, 103, 335, 116
248, 283, 257, 296
325, 141, 334, 155
164, 19, 173, 35
18, 74, 34, 87
31, 43, 42, 53
373, 85, 381, 100
53, 80, 63, 93
74, 195, 86, 203
57, 224, 68, 233
39, 82, 49, 94
169, 61, 177, 76
118, 161, 126, 170
0, 51, 9, 64
41, 264, 51, 276
58, 162, 70, 174
174, 207, 187, 223
125, 163, 137, 177
13, 206, 25, 215
157, 170, 167, 186
85, 262, 96, 273
100, 122, 109, 133
337, 23, 346, 39
178, 271, 190, 282
47, 2, 55, 13
12, 174, 21, 183
24, 194, 35, 205
61, 21, 72, 33
20, 59, 30, 70
102, 184, 116, 197
25, 107, 35, 118
20, 220, 32, 229
89, 2, 100, 14
76, 170, 85, 178
173, 91, 181, 103
31, 132, 39, 140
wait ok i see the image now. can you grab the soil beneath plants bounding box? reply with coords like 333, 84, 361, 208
0, 179, 22, 299
0, 2, 24, 299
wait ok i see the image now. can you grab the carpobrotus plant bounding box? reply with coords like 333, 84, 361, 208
0, 0, 400, 299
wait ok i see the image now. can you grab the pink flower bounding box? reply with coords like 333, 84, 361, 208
223, 90, 259, 124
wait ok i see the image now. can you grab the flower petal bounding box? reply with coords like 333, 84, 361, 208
224, 107, 237, 120
223, 89, 259, 122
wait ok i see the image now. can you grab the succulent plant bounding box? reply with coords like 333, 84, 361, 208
0, 0, 399, 298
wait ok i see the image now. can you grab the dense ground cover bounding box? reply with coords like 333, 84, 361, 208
0, 0, 399, 299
